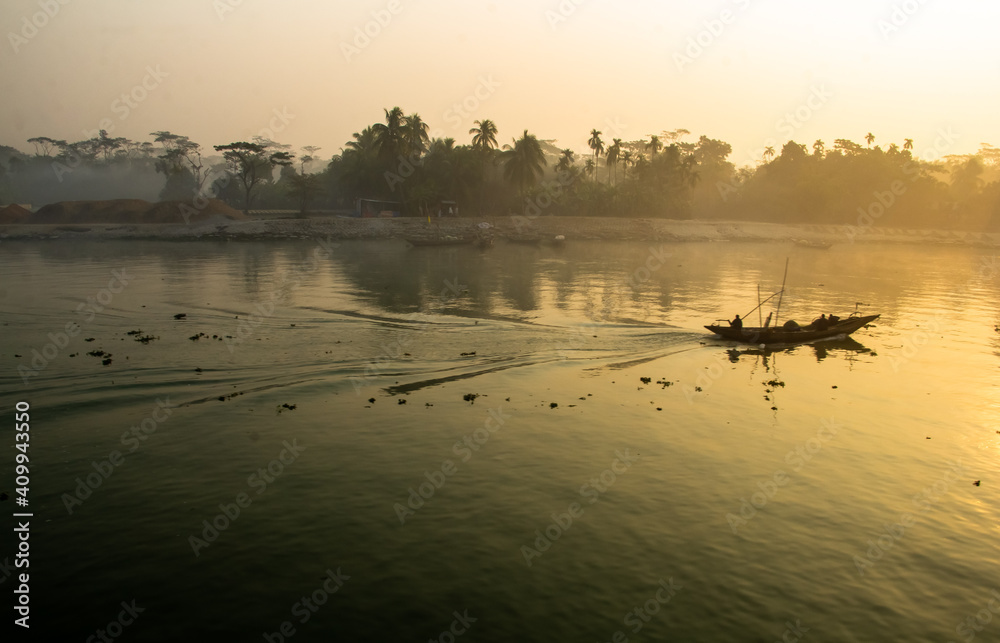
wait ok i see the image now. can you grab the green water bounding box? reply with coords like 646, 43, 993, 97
1, 239, 998, 642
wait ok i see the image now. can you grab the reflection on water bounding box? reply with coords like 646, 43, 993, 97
1, 239, 998, 642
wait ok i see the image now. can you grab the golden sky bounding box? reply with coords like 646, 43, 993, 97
3, 0, 998, 166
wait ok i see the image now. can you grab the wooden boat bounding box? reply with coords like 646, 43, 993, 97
706, 314, 879, 344
792, 238, 833, 249
404, 235, 470, 247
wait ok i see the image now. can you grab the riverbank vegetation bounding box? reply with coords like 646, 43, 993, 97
2, 108, 998, 230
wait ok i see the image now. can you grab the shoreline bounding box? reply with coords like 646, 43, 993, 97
1, 215, 999, 246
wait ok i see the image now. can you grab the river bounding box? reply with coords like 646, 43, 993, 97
1, 238, 998, 642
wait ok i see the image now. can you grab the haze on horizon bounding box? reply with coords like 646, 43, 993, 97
2, 0, 998, 165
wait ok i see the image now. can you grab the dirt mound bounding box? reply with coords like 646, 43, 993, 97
32, 200, 153, 224
27, 199, 247, 224
144, 199, 247, 223
0, 203, 32, 224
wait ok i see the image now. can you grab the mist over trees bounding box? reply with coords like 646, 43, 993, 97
2, 113, 999, 230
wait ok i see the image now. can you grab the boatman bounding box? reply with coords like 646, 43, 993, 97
730, 314, 743, 329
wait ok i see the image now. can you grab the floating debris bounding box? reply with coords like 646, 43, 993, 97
194, 368, 203, 372
640, 377, 652, 384
126, 329, 143, 336
84, 338, 95, 342
765, 379, 786, 388
463, 393, 479, 403
460, 351, 477, 357
87, 350, 107, 357
368, 398, 376, 404
102, 358, 112, 366
397, 399, 407, 405
190, 333, 207, 341
133, 334, 158, 344
281, 403, 297, 410
425, 402, 433, 407
973, 480, 981, 486
656, 379, 673, 389
550, 402, 558, 409
173, 313, 187, 320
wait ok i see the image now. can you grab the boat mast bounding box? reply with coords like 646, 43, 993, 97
757, 285, 763, 326
774, 257, 790, 327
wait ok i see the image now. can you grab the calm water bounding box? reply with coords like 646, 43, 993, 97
1, 238, 998, 642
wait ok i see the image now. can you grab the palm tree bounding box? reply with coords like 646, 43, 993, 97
621, 150, 633, 180
607, 138, 622, 185
888, 143, 899, 154
404, 113, 430, 156
865, 132, 875, 148
903, 138, 914, 151
647, 135, 663, 157
763, 146, 775, 163
588, 129, 604, 183
501, 129, 547, 198
556, 149, 575, 173
469, 119, 498, 152
372, 106, 407, 164
812, 139, 825, 157
584, 158, 595, 179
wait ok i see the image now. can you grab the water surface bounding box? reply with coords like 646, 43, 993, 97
1, 239, 998, 642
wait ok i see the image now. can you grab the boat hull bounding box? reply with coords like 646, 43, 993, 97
705, 314, 879, 344
404, 236, 470, 246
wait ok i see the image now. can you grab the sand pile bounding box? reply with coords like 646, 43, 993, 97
32, 200, 152, 224
28, 199, 247, 224
0, 203, 32, 224
145, 199, 247, 223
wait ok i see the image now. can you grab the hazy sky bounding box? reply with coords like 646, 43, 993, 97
3, 0, 998, 166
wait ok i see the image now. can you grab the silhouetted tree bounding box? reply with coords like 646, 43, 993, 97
214, 141, 294, 213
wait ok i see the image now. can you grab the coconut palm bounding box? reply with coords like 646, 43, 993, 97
501, 129, 547, 197
647, 135, 663, 157
405, 113, 430, 156
588, 129, 604, 183
621, 150, 633, 180
865, 132, 875, 148
903, 138, 914, 151
812, 139, 825, 157
469, 119, 498, 152
606, 138, 622, 185
556, 149, 575, 173
763, 146, 775, 163
372, 107, 407, 164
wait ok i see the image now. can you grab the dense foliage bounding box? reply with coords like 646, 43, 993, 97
2, 111, 999, 229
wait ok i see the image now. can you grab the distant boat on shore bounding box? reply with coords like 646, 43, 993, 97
793, 238, 833, 249
404, 234, 470, 247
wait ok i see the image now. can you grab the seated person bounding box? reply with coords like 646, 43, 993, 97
812, 314, 830, 330
730, 314, 743, 329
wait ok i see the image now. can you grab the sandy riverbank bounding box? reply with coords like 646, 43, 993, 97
1, 214, 999, 246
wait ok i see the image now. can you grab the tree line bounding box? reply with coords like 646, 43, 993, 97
1, 113, 998, 230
